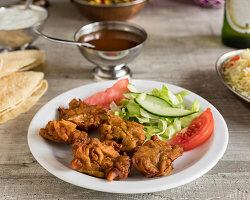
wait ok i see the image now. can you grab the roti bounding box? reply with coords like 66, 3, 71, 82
0, 79, 44, 116
0, 71, 44, 112
0, 50, 45, 78
0, 57, 2, 71
0, 80, 48, 123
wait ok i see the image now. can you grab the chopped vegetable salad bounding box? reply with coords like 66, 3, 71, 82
110, 83, 201, 141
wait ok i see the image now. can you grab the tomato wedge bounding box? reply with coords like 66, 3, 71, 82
84, 91, 112, 108
105, 78, 130, 104
168, 108, 214, 151
84, 78, 130, 108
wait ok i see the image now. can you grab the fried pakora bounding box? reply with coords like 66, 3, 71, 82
71, 138, 131, 181
100, 115, 145, 154
58, 99, 108, 131
39, 119, 88, 144
132, 135, 183, 178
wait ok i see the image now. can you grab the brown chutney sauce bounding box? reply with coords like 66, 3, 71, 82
78, 29, 144, 51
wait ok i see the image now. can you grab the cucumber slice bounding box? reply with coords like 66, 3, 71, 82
124, 92, 173, 108
135, 94, 196, 118
123, 92, 140, 99
127, 83, 138, 93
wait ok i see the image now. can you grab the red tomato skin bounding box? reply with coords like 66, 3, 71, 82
105, 78, 129, 104
168, 108, 214, 151
231, 55, 240, 61
84, 78, 129, 107
84, 91, 112, 107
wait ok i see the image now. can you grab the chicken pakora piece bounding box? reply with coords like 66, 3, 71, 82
132, 135, 183, 178
58, 99, 108, 131
100, 115, 146, 154
71, 138, 131, 181
39, 119, 88, 144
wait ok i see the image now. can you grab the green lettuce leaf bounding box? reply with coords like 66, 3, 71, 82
160, 119, 182, 139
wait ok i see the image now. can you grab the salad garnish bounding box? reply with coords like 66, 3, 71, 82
110, 83, 202, 141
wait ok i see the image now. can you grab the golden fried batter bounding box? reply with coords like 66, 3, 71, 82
105, 154, 131, 181
71, 138, 131, 181
100, 115, 145, 154
58, 99, 108, 131
132, 135, 183, 178
39, 119, 88, 144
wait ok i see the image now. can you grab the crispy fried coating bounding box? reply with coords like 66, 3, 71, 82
105, 154, 131, 181
39, 119, 88, 144
58, 99, 108, 131
132, 135, 183, 178
71, 138, 131, 181
100, 115, 146, 154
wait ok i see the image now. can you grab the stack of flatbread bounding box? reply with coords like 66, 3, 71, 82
0, 50, 48, 123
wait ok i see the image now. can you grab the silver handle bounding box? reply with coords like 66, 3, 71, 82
35, 29, 95, 49
25, 0, 33, 10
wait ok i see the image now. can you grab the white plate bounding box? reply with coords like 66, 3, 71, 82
28, 80, 228, 194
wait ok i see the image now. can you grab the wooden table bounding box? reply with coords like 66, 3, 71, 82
1, 0, 250, 199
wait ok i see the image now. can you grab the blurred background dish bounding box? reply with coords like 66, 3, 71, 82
19, 0, 50, 8
71, 0, 147, 21
76, 0, 140, 5
215, 49, 250, 103
0, 5, 48, 52
193, 0, 224, 8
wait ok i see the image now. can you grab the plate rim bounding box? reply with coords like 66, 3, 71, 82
27, 79, 229, 194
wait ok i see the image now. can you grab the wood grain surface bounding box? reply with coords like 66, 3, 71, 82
0, 0, 249, 199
